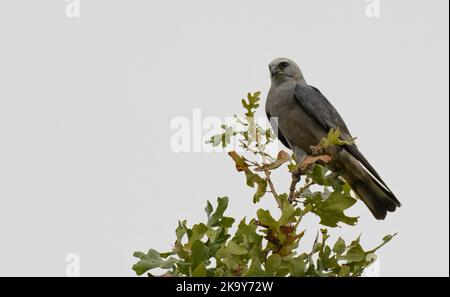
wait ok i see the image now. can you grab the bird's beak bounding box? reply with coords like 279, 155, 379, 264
269, 65, 279, 77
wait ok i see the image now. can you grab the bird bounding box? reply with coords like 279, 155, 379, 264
265, 57, 400, 220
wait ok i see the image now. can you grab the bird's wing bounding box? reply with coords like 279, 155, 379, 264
294, 84, 353, 139
293, 83, 393, 192
266, 112, 291, 149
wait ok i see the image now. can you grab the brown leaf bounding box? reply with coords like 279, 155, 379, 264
286, 230, 305, 244
299, 155, 332, 170
255, 150, 291, 172
228, 151, 248, 172
280, 224, 295, 236
265, 229, 280, 245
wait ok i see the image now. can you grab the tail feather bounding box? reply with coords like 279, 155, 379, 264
336, 146, 401, 220
351, 173, 400, 220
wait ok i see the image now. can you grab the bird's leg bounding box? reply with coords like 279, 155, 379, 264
309, 144, 324, 156
287, 146, 307, 203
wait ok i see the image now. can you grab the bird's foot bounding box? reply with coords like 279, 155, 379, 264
288, 168, 303, 203
309, 144, 325, 156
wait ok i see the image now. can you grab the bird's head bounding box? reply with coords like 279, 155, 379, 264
269, 58, 306, 84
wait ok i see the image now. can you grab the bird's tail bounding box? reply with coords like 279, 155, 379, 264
350, 171, 401, 220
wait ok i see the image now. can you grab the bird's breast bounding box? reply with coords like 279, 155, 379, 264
266, 83, 326, 151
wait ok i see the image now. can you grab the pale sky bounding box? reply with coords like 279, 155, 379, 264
0, 0, 448, 276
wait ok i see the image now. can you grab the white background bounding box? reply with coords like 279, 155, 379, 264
0, 0, 448, 276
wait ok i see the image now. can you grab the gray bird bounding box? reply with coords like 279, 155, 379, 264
265, 57, 400, 219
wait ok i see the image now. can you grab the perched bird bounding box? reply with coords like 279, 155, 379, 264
265, 57, 400, 219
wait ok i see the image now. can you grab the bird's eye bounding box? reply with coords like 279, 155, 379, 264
279, 62, 289, 68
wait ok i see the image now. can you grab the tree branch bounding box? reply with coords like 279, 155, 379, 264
256, 127, 282, 208
264, 169, 282, 209
287, 154, 332, 203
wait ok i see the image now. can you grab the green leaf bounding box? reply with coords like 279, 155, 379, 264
159, 251, 175, 258
339, 242, 365, 263
192, 263, 208, 277
383, 234, 395, 242
244, 170, 268, 204
229, 149, 269, 204
205, 201, 213, 220
188, 223, 208, 246
306, 191, 359, 227
208, 226, 231, 256
338, 265, 350, 276
289, 255, 306, 277
317, 128, 356, 149
245, 170, 257, 187
174, 220, 190, 258
132, 249, 178, 276
253, 178, 267, 203
244, 169, 267, 204
265, 254, 281, 274
241, 92, 261, 117
206, 125, 235, 148
245, 257, 267, 277
207, 197, 230, 227
279, 199, 296, 226
175, 220, 188, 242
256, 209, 278, 229
234, 219, 263, 249
333, 237, 346, 255
191, 240, 209, 271
219, 216, 235, 228
226, 240, 248, 255
311, 165, 329, 186
319, 245, 339, 271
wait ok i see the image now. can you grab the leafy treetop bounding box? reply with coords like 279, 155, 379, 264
133, 92, 396, 277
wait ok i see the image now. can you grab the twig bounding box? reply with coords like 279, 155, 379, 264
288, 153, 332, 203
264, 169, 282, 209
288, 167, 303, 203
255, 128, 282, 209
307, 231, 320, 266
295, 180, 315, 199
